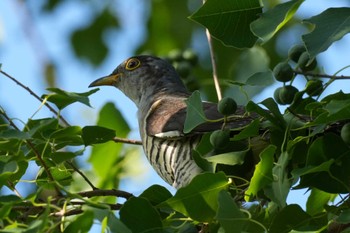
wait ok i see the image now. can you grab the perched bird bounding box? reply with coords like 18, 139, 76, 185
89, 55, 255, 188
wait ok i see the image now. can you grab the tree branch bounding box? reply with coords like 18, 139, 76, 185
112, 137, 142, 145
0, 70, 70, 126
294, 71, 350, 79
77, 189, 134, 200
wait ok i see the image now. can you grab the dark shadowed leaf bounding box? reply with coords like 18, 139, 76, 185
190, 0, 262, 48
162, 172, 230, 222
217, 190, 249, 233
82, 126, 116, 146
184, 91, 208, 133
43, 88, 99, 110
139, 185, 173, 206
269, 204, 313, 233
64, 210, 94, 233
120, 197, 163, 233
302, 7, 350, 59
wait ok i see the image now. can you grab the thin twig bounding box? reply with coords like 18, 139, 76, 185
77, 189, 133, 200
66, 161, 97, 190
0, 70, 70, 126
113, 137, 142, 145
203, 0, 222, 101
294, 71, 350, 79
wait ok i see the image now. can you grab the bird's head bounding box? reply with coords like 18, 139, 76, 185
89, 55, 189, 107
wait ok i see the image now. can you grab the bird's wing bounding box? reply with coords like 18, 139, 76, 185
146, 98, 256, 139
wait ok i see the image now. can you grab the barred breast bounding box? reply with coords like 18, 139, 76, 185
142, 134, 202, 188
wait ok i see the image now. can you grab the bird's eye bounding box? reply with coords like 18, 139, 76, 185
125, 58, 141, 71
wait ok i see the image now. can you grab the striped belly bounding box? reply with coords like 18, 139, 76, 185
143, 135, 202, 188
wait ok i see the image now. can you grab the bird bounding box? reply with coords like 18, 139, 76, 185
89, 55, 256, 188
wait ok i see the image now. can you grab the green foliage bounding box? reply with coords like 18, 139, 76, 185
190, 0, 262, 48
1, 0, 350, 232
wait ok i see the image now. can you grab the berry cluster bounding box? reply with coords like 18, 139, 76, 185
165, 49, 199, 91
273, 44, 323, 105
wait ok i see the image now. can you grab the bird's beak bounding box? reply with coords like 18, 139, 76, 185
88, 73, 121, 87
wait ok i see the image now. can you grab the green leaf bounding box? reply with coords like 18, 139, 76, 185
292, 133, 350, 193
312, 98, 350, 125
216, 190, 247, 233
306, 188, 334, 216
0, 129, 30, 140
0, 160, 18, 187
50, 151, 79, 164
43, 88, 99, 110
245, 70, 275, 86
26, 118, 58, 139
192, 133, 215, 172
184, 90, 208, 133
82, 126, 116, 146
336, 209, 350, 224
64, 210, 94, 233
88, 102, 130, 189
265, 151, 292, 208
232, 118, 260, 141
49, 126, 83, 146
162, 172, 230, 222
245, 145, 275, 201
189, 0, 262, 48
71, 9, 119, 65
269, 204, 312, 233
139, 185, 173, 206
246, 98, 285, 129
205, 149, 248, 167
93, 209, 131, 233
251, 0, 304, 42
302, 7, 350, 59
120, 197, 163, 233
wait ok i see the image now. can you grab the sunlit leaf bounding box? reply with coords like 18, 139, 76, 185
206, 149, 248, 167
306, 188, 334, 216
251, 0, 304, 42
245, 145, 275, 201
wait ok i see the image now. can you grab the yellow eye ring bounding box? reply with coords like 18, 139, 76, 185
125, 58, 141, 71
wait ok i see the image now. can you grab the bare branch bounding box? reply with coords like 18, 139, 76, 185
294, 71, 350, 79
112, 137, 142, 145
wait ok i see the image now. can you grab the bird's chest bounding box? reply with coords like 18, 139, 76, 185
141, 133, 201, 186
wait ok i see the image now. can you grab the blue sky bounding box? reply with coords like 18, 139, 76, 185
1, 0, 350, 213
